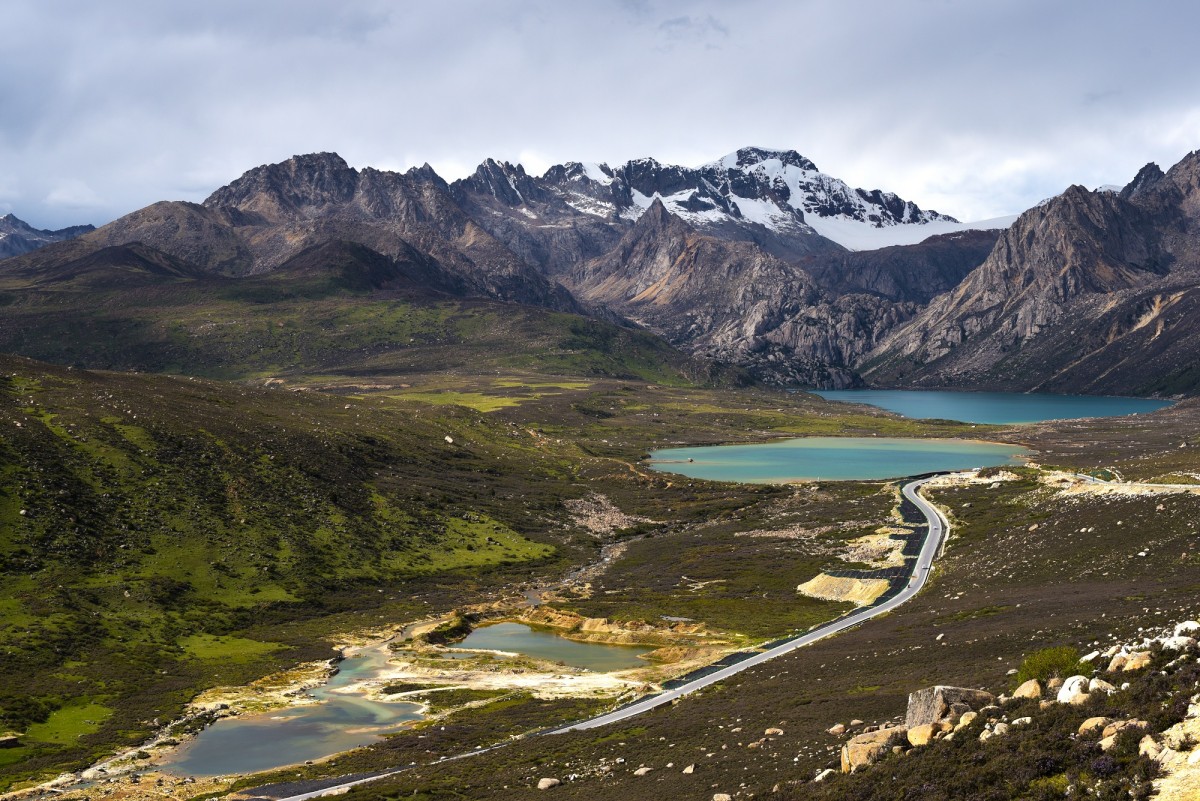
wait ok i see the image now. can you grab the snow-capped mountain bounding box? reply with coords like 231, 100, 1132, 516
455, 147, 1013, 254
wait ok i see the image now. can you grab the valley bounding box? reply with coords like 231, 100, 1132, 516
1, 144, 1198, 801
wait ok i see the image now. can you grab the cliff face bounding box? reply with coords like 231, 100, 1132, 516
568, 200, 912, 387
863, 152, 1200, 394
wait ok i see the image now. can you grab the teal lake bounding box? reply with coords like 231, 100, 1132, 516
449, 623, 653, 671
649, 437, 1029, 482
162, 647, 422, 777
811, 389, 1172, 424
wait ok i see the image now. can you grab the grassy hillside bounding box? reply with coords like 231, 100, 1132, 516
0, 348, 976, 789
0, 254, 727, 387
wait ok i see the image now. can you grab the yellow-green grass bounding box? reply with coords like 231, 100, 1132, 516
178, 634, 286, 661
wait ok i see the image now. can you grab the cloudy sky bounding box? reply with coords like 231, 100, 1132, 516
3, 0, 1199, 229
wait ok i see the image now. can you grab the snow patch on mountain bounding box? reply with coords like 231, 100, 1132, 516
806, 214, 1018, 251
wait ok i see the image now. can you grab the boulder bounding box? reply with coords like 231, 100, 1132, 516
814, 768, 837, 782
954, 711, 978, 731
1046, 677, 1064, 692
1139, 735, 1163, 759
765, 727, 785, 736
633, 767, 652, 776
841, 726, 905, 773
1012, 679, 1042, 699
1111, 650, 1152, 672
905, 686, 996, 728
1102, 719, 1148, 739
1079, 716, 1112, 735
1057, 675, 1090, 705
907, 723, 937, 747
947, 702, 972, 722
827, 723, 846, 735
1089, 677, 1117, 695
537, 778, 561, 790
1161, 635, 1197, 651
1012, 716, 1032, 726
714, 794, 733, 801
682, 764, 695, 774
1174, 621, 1200, 637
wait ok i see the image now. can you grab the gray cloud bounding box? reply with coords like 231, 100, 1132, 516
2, 0, 1198, 228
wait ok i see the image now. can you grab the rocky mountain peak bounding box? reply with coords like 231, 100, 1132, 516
722, 146, 819, 173
0, 212, 97, 259
1121, 162, 1166, 202
458, 158, 545, 206
204, 152, 359, 220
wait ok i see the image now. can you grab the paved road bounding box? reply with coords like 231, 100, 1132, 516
266, 476, 949, 800
546, 475, 947, 732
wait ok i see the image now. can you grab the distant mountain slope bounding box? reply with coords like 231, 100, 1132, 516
452, 147, 995, 262
4, 154, 580, 313
863, 150, 1200, 394
0, 213, 94, 259
567, 199, 912, 387
803, 229, 1001, 304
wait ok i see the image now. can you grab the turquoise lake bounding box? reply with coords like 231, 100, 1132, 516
649, 437, 1029, 482
811, 389, 1172, 424
449, 623, 653, 671
162, 647, 422, 777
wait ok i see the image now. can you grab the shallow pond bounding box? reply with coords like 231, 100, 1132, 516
449, 623, 654, 671
811, 389, 1172, 424
649, 437, 1029, 482
161, 647, 421, 778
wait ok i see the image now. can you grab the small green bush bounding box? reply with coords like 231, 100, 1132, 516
1015, 646, 1092, 686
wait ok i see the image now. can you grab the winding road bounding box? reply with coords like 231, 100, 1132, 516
262, 476, 949, 800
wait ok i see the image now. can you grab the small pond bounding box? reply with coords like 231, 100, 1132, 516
449, 623, 654, 671
649, 437, 1029, 482
811, 389, 1172, 424
161, 647, 421, 778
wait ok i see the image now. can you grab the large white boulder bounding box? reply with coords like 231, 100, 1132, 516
1057, 675, 1091, 705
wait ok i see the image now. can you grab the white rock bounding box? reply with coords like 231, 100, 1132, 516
814, 768, 837, 782
1161, 636, 1197, 651
1080, 650, 1100, 663
1057, 675, 1091, 705
633, 767, 652, 776
1174, 621, 1200, 637
1012, 717, 1033, 726
537, 778, 561, 790
1090, 678, 1118, 695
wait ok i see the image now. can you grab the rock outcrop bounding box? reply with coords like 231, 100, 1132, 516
905, 686, 995, 728
840, 726, 905, 773
568, 199, 911, 386
864, 150, 1200, 395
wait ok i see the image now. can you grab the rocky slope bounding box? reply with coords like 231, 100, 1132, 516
803, 229, 1000, 304
864, 151, 1200, 394
4, 154, 579, 312
0, 213, 94, 259
566, 199, 913, 387
7, 147, 1200, 395
451, 146, 982, 264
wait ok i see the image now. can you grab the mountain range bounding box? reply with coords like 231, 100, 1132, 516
0, 213, 94, 259
3, 145, 1198, 394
